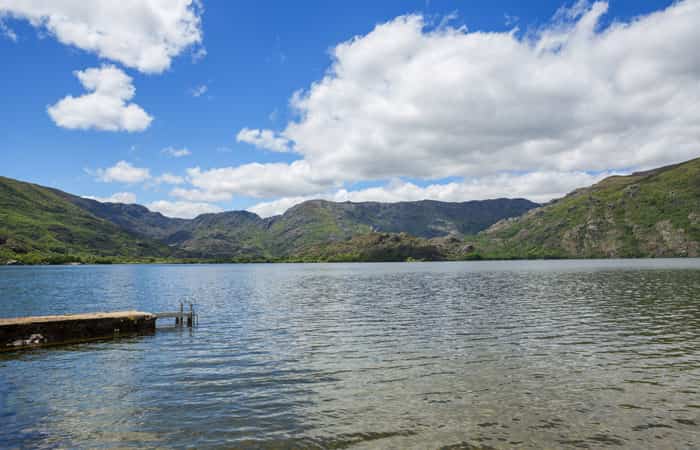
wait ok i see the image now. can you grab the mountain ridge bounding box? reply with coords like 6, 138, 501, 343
4, 156, 699, 264
0, 175, 537, 263
60, 193, 537, 259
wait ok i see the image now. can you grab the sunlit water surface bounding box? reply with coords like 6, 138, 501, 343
1, 260, 699, 449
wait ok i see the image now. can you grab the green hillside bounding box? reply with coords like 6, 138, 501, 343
291, 232, 474, 262
0, 177, 171, 264
170, 211, 271, 259
473, 158, 700, 259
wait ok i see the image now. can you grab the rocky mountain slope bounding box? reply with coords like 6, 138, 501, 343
474, 158, 700, 258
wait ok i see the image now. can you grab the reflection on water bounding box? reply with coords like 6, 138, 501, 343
1, 260, 700, 449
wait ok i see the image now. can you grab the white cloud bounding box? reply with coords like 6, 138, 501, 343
169, 187, 231, 202
272, 1, 700, 181
147, 200, 223, 219
162, 146, 191, 158
155, 173, 185, 185
0, 0, 203, 73
247, 170, 617, 217
93, 160, 151, 183
180, 161, 334, 200
187, 1, 700, 210
83, 191, 137, 204
189, 84, 208, 97
47, 65, 152, 132
247, 196, 314, 218
236, 128, 292, 153
76, 1, 699, 216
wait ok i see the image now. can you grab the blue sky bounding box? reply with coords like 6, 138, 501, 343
1, 0, 696, 218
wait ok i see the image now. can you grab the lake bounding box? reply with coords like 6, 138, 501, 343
1, 260, 699, 449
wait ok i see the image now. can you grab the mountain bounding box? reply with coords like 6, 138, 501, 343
258, 199, 536, 257
473, 158, 700, 258
6, 154, 700, 264
0, 175, 537, 263
60, 195, 188, 240
0, 176, 170, 264
58, 195, 269, 258
60, 194, 536, 259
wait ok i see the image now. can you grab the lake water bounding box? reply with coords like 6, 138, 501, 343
1, 260, 699, 449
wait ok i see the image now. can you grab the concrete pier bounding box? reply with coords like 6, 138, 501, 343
0, 311, 156, 351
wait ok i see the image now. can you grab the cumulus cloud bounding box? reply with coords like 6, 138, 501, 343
236, 128, 293, 152
93, 160, 151, 183
169, 187, 231, 202
76, 1, 697, 216
277, 1, 700, 180
0, 0, 203, 73
162, 146, 191, 158
83, 191, 137, 204
155, 173, 185, 185
47, 65, 152, 132
247, 170, 617, 217
147, 200, 223, 219
177, 161, 334, 201
180, 1, 700, 210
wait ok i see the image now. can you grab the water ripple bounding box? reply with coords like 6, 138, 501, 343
1, 260, 700, 448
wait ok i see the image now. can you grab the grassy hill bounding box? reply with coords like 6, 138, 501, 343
0, 177, 170, 264
473, 158, 700, 258
291, 232, 475, 262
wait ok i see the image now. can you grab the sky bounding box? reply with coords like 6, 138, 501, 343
1, 0, 697, 218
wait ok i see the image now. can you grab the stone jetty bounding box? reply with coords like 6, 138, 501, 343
0, 311, 156, 351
